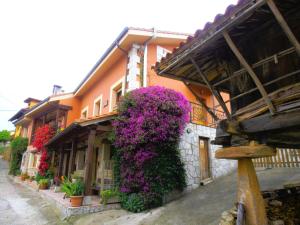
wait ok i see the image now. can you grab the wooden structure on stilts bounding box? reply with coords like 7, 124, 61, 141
155, 0, 300, 224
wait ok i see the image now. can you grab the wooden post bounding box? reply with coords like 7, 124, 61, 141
237, 159, 267, 225
223, 31, 276, 115
84, 129, 96, 195
100, 144, 106, 191
215, 142, 276, 225
68, 139, 77, 178
267, 0, 300, 56
57, 145, 64, 177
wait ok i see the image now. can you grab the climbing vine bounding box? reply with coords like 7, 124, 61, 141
32, 124, 54, 176
113, 86, 190, 212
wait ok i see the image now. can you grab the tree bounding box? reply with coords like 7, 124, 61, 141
0, 130, 11, 145
9, 137, 28, 175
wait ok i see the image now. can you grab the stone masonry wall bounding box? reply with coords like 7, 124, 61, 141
179, 123, 237, 191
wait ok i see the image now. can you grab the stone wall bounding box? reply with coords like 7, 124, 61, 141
179, 123, 237, 191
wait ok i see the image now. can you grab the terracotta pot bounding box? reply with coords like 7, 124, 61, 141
70, 196, 83, 207
39, 183, 48, 190
21, 177, 26, 181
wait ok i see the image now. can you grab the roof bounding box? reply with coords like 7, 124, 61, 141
8, 108, 28, 122
74, 27, 189, 96
46, 112, 117, 146
24, 97, 41, 104
155, 0, 266, 73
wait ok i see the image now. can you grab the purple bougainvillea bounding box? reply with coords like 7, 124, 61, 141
113, 86, 191, 211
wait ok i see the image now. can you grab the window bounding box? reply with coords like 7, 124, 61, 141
109, 78, 125, 112
157, 46, 171, 62
93, 95, 102, 116
81, 106, 88, 119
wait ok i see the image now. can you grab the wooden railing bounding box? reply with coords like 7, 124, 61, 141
190, 102, 226, 128
252, 148, 300, 168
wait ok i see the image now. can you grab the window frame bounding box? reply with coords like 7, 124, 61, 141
81, 106, 89, 119
109, 77, 125, 112
93, 94, 103, 117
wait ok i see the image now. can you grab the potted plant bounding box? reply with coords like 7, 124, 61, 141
100, 189, 120, 205
61, 179, 84, 207
29, 176, 35, 182
38, 178, 49, 190
20, 172, 29, 181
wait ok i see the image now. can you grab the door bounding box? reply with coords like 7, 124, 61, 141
199, 137, 210, 180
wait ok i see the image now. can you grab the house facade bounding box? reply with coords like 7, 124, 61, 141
11, 27, 236, 194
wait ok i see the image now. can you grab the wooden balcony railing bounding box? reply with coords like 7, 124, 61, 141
190, 102, 226, 128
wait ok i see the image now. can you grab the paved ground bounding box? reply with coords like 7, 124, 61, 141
1, 156, 299, 225
71, 167, 300, 225
0, 157, 69, 225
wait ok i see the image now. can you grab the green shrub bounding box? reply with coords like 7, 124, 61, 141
9, 137, 28, 175
38, 178, 49, 185
100, 189, 119, 205
120, 193, 145, 213
61, 179, 84, 197
35, 173, 45, 182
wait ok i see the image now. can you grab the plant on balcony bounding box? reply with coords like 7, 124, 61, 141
9, 136, 28, 175
32, 124, 54, 176
113, 86, 190, 212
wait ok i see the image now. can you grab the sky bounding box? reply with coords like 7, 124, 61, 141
0, 0, 237, 131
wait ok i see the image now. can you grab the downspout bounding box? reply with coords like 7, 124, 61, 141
142, 28, 157, 87
115, 41, 129, 92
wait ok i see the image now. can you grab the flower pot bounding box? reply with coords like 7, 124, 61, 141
39, 183, 48, 190
21, 177, 26, 181
70, 196, 83, 207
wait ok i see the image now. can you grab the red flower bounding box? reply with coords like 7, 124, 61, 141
32, 125, 54, 175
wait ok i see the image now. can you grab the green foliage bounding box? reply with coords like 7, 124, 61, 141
35, 173, 45, 182
38, 178, 49, 185
0, 130, 10, 143
100, 189, 119, 205
0, 146, 5, 154
61, 179, 84, 197
120, 193, 145, 213
9, 137, 28, 175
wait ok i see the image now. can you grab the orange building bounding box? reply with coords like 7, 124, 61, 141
12, 27, 235, 194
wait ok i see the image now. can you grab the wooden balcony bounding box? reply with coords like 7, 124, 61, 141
190, 102, 226, 128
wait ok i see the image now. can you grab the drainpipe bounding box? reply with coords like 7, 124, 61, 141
115, 41, 129, 92
142, 28, 157, 87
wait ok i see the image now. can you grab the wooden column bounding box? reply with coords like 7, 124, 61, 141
57, 145, 64, 177
216, 142, 276, 225
68, 139, 77, 178
84, 129, 96, 195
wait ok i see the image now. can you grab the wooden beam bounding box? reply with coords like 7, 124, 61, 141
57, 145, 64, 177
267, 0, 300, 56
215, 144, 276, 159
68, 138, 77, 178
189, 56, 231, 119
183, 81, 218, 121
223, 31, 276, 115
84, 129, 96, 195
96, 125, 112, 132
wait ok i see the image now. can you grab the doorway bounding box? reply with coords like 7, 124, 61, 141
199, 137, 210, 180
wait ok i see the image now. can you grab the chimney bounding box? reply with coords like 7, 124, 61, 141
52, 85, 63, 95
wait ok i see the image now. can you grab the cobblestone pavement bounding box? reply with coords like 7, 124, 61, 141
0, 157, 69, 225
